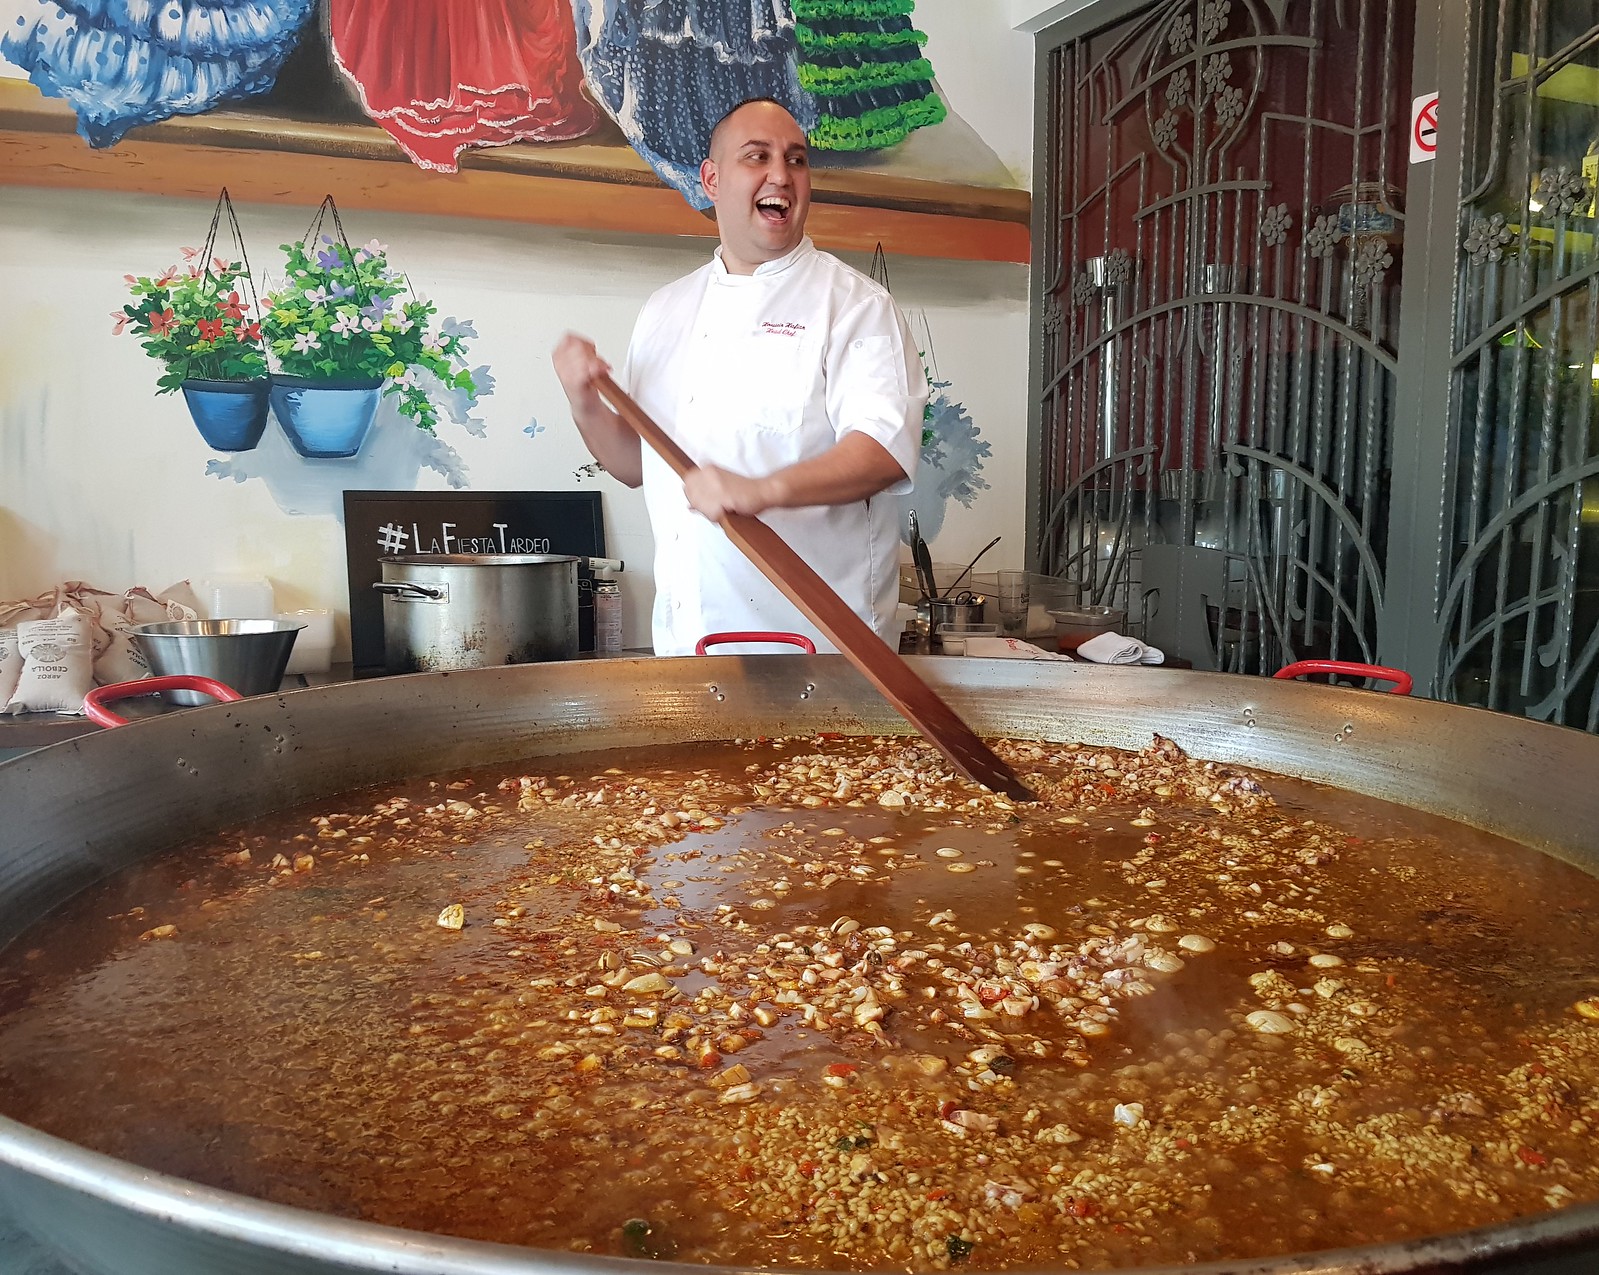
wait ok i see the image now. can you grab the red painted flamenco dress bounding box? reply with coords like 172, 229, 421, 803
328, 0, 597, 172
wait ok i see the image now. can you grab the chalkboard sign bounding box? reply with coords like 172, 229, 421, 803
342, 490, 606, 674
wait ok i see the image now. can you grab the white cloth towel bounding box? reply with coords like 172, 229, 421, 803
1074, 632, 1165, 665
962, 637, 1077, 661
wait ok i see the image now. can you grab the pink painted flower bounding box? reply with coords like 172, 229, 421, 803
110, 311, 129, 335
147, 308, 177, 337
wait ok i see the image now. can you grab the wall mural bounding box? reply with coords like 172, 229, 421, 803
2, 0, 949, 192
113, 190, 488, 504
8, 1, 995, 524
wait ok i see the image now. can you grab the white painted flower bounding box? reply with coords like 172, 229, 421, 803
291, 332, 321, 353
302, 286, 330, 305
330, 310, 361, 336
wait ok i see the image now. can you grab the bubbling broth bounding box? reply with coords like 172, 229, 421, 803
1, 733, 1597, 1271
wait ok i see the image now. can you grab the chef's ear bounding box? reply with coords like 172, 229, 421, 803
700, 157, 718, 204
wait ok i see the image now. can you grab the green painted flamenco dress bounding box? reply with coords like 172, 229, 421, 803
791, 0, 947, 154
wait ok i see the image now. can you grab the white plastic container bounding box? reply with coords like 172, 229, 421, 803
278, 609, 334, 674
199, 576, 276, 620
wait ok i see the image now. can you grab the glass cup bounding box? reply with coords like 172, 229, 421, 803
997, 570, 1029, 636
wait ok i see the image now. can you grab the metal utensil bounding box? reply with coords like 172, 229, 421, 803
908, 511, 938, 600
595, 372, 1032, 801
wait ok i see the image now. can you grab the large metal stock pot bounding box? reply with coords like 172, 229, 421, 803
2, 656, 1598, 1275
375, 553, 580, 673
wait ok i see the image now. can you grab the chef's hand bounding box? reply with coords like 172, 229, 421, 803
684, 464, 775, 521
551, 333, 611, 415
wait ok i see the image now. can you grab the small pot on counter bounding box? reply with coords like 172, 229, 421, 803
374, 553, 616, 674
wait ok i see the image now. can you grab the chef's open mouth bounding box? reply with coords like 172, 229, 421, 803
756, 195, 791, 224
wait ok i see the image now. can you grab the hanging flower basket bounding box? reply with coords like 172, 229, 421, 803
260, 196, 479, 459
267, 374, 384, 458
116, 189, 270, 451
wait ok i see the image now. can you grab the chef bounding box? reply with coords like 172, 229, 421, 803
553, 97, 928, 656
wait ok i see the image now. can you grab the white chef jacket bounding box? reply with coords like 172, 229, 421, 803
620, 237, 927, 656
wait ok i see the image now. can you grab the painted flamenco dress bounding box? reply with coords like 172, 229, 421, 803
0, 0, 317, 146
571, 0, 946, 207
571, 0, 816, 209
326, 0, 597, 172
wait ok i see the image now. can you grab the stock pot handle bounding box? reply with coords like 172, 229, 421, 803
373, 582, 448, 601
696, 632, 818, 655
1273, 660, 1413, 696
84, 675, 245, 728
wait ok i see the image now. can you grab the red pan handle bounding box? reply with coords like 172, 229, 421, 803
84, 675, 245, 728
1273, 660, 1412, 696
695, 632, 818, 655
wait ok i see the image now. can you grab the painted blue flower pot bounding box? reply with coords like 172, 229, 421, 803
181, 379, 270, 451
268, 374, 384, 458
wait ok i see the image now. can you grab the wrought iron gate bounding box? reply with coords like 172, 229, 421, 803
1031, 0, 1412, 674
1427, 1, 1599, 726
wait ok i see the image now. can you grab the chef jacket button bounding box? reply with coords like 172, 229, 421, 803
854, 340, 864, 349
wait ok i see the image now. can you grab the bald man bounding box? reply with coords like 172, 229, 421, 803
553, 98, 928, 656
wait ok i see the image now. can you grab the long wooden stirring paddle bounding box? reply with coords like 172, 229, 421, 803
596, 373, 1034, 802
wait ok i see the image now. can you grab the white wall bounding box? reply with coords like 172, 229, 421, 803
0, 8, 1034, 657
923, 8, 1036, 187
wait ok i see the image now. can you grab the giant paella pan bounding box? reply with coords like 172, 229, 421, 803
0, 655, 1596, 1275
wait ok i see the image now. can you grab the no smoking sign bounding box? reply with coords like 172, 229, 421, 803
1410, 92, 1439, 163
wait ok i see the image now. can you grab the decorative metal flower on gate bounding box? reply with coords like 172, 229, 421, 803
1260, 204, 1293, 247
1043, 293, 1065, 335
1353, 239, 1394, 286
1213, 84, 1245, 133
1305, 214, 1340, 257
1536, 167, 1591, 220
1166, 67, 1191, 109
1199, 0, 1231, 42
1168, 11, 1194, 52
1071, 269, 1096, 308
1104, 249, 1133, 287
1463, 213, 1513, 264
1201, 53, 1231, 99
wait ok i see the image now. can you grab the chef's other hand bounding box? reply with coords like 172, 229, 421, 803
684, 464, 774, 521
552, 333, 611, 411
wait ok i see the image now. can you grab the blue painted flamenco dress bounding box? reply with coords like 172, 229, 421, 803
1, 0, 315, 147
571, 0, 816, 210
